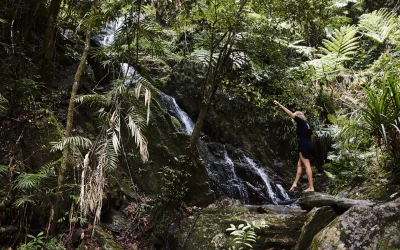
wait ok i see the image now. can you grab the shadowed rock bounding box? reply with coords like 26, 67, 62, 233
310, 198, 400, 250
299, 192, 375, 213
295, 206, 337, 250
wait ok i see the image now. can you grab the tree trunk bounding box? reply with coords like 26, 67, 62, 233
51, 27, 92, 234
189, 33, 235, 154
40, 0, 63, 83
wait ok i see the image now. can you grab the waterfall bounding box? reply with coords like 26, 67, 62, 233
94, 17, 290, 205
277, 184, 290, 200
159, 92, 290, 205
244, 156, 278, 204
159, 93, 195, 134
93, 17, 124, 47
223, 147, 249, 203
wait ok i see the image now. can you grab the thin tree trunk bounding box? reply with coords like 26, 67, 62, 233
51, 27, 92, 234
189, 33, 234, 153
41, 0, 63, 83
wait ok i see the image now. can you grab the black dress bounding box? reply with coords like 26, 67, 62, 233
294, 116, 313, 159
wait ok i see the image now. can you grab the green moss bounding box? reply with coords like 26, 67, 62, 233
171, 116, 182, 132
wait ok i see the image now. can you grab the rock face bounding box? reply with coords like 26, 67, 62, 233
295, 206, 337, 250
171, 204, 307, 250
161, 60, 303, 184
299, 192, 375, 213
310, 198, 400, 250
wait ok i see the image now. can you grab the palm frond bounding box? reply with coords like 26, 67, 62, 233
191, 50, 220, 68
14, 172, 48, 191
0, 165, 8, 176
75, 94, 111, 106
126, 108, 148, 162
51, 136, 93, 152
358, 9, 397, 44
96, 134, 119, 171
0, 94, 8, 115
14, 195, 35, 207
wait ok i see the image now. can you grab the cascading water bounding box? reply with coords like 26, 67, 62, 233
159, 92, 290, 205
94, 17, 290, 206
159, 93, 195, 134
222, 147, 249, 203
244, 156, 278, 204
93, 17, 124, 47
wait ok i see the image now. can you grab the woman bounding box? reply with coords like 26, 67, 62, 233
274, 100, 314, 192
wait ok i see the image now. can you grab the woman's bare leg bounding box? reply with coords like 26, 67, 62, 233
299, 153, 314, 192
289, 158, 302, 192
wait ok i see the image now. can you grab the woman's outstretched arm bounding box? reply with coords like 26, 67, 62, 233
274, 100, 295, 118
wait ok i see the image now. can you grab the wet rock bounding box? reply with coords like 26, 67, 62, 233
207, 197, 242, 208
310, 198, 400, 250
299, 192, 375, 213
295, 206, 337, 250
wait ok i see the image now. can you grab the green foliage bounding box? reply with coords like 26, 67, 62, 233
361, 71, 400, 146
0, 165, 8, 176
17, 232, 65, 250
50, 136, 93, 152
157, 166, 190, 203
14, 160, 58, 192
358, 9, 397, 44
225, 221, 268, 250
308, 25, 359, 79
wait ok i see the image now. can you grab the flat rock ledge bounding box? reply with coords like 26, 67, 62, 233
299, 192, 375, 213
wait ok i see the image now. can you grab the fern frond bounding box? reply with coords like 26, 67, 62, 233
51, 136, 93, 152
318, 25, 359, 59
307, 25, 359, 79
358, 9, 397, 44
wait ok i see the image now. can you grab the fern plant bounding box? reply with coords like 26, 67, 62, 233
308, 25, 359, 80
358, 9, 397, 44
226, 221, 268, 250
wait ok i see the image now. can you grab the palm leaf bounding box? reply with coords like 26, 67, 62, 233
0, 94, 8, 115
358, 9, 397, 44
126, 108, 148, 162
51, 136, 93, 152
0, 165, 8, 176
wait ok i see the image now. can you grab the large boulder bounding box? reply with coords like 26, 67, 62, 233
295, 206, 337, 250
310, 198, 400, 250
171, 204, 307, 250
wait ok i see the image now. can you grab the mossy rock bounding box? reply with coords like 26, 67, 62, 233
77, 227, 123, 250
172, 205, 307, 250
310, 198, 400, 249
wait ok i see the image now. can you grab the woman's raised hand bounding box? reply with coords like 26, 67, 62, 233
273, 100, 280, 106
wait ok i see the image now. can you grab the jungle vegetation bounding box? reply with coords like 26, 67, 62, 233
0, 0, 399, 248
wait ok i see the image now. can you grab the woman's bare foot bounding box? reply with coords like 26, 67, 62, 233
303, 187, 314, 192
288, 185, 297, 192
